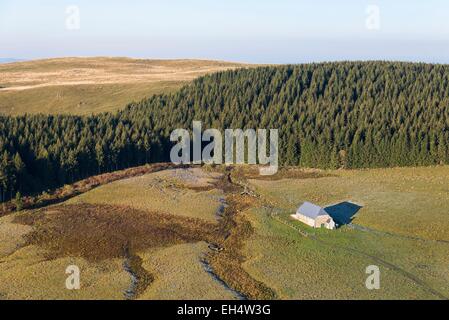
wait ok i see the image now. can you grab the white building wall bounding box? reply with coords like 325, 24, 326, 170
292, 213, 336, 230
291, 214, 315, 228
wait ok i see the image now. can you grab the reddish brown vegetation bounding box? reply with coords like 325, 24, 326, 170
9, 165, 279, 300
13, 203, 218, 261
1, 163, 182, 216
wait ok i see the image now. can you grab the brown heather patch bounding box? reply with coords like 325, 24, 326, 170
13, 204, 219, 262
12, 203, 222, 299
0, 163, 181, 216
10, 167, 279, 300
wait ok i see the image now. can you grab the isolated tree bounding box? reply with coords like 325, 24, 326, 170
15, 192, 23, 211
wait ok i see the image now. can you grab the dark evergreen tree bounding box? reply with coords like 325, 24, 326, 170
1, 61, 449, 200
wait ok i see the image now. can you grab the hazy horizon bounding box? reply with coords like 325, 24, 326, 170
1, 0, 449, 64
3, 56, 449, 66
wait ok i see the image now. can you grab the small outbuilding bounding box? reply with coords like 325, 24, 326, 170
291, 202, 336, 230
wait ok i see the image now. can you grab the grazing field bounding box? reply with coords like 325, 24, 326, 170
249, 166, 449, 241
243, 166, 449, 299
0, 168, 237, 300
0, 213, 130, 300
66, 168, 225, 223
0, 57, 246, 115
138, 243, 237, 300
0, 166, 448, 300
241, 208, 449, 299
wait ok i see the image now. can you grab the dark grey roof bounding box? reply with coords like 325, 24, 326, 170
297, 202, 329, 219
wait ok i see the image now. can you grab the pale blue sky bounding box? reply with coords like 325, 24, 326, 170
1, 0, 448, 63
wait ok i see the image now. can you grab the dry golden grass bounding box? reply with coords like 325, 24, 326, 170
242, 208, 444, 299
138, 242, 237, 300
0, 82, 183, 115
250, 166, 449, 241
2, 166, 447, 300
67, 168, 225, 223
0, 57, 248, 115
61, 168, 272, 299
242, 166, 449, 299
0, 245, 129, 300
0, 168, 236, 300
0, 163, 178, 216
3, 202, 221, 300
0, 214, 32, 257
0, 209, 131, 301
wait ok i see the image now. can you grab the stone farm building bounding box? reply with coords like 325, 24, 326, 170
291, 202, 336, 230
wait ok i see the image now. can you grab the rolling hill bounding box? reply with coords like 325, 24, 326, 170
1, 60, 449, 300
0, 57, 246, 115
1, 61, 449, 200
1, 165, 448, 299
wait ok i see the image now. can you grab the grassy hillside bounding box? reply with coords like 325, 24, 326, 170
1, 166, 448, 299
66, 168, 224, 223
0, 167, 240, 300
242, 166, 449, 299
250, 166, 449, 241
0, 57, 246, 115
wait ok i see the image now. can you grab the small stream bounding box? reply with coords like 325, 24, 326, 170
123, 257, 139, 299
200, 193, 247, 300
122, 245, 153, 300
122, 169, 255, 300
215, 197, 227, 219
200, 258, 247, 300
